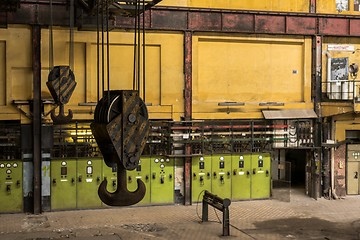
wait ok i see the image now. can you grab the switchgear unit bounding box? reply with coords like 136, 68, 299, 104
0, 160, 23, 213
251, 153, 271, 199
231, 154, 251, 200
127, 157, 151, 205
150, 156, 174, 204
51, 159, 77, 210
192, 156, 211, 202
347, 144, 360, 195
211, 155, 232, 199
76, 158, 102, 209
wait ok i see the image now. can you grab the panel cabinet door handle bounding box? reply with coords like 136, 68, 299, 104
355, 172, 359, 179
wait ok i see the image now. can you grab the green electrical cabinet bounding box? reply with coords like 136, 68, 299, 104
211, 155, 232, 199
150, 156, 174, 204
127, 157, 151, 205
231, 154, 251, 200
251, 153, 271, 199
0, 160, 23, 213
192, 156, 212, 202
76, 158, 102, 209
51, 159, 77, 210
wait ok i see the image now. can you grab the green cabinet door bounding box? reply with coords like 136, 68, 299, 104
192, 156, 212, 202
211, 155, 232, 199
150, 156, 174, 204
231, 154, 251, 200
51, 159, 77, 210
0, 160, 23, 213
77, 158, 102, 209
251, 153, 271, 199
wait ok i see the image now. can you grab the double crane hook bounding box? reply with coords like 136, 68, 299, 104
91, 90, 149, 206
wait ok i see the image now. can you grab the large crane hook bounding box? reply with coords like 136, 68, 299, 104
91, 90, 149, 206
47, 66, 77, 124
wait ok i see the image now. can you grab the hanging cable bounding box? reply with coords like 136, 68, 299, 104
96, 1, 100, 102
101, 0, 105, 98
132, 0, 138, 91
142, 0, 146, 101
49, 0, 54, 71
69, 0, 75, 70
106, 0, 110, 106
137, 0, 141, 94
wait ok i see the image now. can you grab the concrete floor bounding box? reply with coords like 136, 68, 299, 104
0, 188, 359, 240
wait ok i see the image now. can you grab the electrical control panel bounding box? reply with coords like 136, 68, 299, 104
231, 154, 251, 200
77, 158, 102, 209
251, 153, 271, 199
150, 156, 174, 204
192, 156, 211, 202
211, 155, 231, 199
0, 160, 22, 213
51, 159, 77, 210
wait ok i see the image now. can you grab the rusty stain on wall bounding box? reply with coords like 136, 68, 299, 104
334, 144, 346, 197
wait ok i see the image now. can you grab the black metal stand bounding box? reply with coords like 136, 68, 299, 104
202, 190, 231, 236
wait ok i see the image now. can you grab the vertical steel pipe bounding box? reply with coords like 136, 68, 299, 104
312, 35, 322, 199
184, 31, 192, 205
32, 24, 42, 214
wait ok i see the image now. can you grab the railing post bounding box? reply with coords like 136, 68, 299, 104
223, 205, 230, 236
202, 190, 231, 237
202, 198, 208, 222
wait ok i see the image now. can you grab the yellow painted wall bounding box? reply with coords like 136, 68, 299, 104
40, 29, 184, 121
317, 0, 360, 15
321, 37, 360, 116
335, 116, 360, 141
192, 34, 313, 119
160, 0, 309, 12
0, 25, 32, 123
160, 0, 360, 15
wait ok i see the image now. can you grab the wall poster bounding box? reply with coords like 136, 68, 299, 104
336, 0, 349, 12
331, 58, 349, 81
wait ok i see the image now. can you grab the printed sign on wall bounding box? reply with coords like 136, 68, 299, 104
336, 0, 349, 12
331, 58, 349, 81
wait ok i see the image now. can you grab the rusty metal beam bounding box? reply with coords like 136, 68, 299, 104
183, 31, 192, 205
2, 4, 360, 36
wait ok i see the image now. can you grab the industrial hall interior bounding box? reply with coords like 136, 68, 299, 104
1, 0, 360, 239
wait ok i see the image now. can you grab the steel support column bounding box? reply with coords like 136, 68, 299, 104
32, 24, 42, 214
312, 35, 322, 200
183, 31, 192, 205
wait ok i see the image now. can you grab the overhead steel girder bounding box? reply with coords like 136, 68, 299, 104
2, 4, 360, 36
78, 0, 162, 17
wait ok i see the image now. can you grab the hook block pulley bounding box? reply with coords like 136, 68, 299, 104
91, 90, 150, 206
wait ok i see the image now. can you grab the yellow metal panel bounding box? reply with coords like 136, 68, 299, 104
160, 0, 309, 12
40, 29, 184, 122
192, 34, 312, 119
0, 41, 5, 106
335, 117, 360, 142
0, 25, 32, 122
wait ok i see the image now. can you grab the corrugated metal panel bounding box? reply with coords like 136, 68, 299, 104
262, 109, 317, 119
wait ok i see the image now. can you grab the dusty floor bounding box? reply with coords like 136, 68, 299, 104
0, 188, 359, 240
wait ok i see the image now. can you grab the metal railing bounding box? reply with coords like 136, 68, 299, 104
322, 79, 360, 101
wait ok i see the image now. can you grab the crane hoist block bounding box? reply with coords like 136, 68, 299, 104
91, 90, 149, 171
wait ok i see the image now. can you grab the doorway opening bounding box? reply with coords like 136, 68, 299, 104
285, 149, 307, 190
